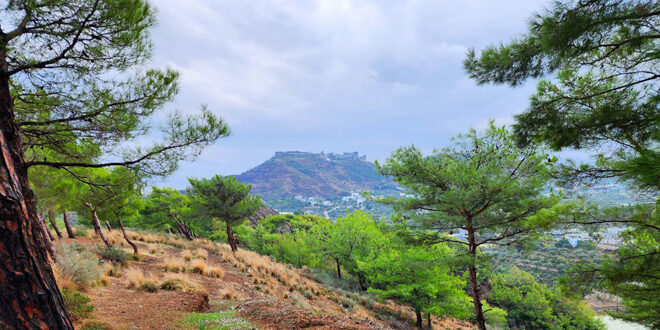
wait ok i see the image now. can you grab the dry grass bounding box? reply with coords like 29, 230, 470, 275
181, 250, 193, 261
190, 260, 207, 274
163, 258, 186, 273
148, 245, 158, 254
125, 267, 146, 289
219, 288, 235, 300
193, 248, 208, 260
206, 266, 224, 278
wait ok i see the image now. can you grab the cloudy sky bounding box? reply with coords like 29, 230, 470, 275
149, 0, 554, 188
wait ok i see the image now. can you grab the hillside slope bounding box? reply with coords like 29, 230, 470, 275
235, 151, 400, 200
57, 229, 472, 329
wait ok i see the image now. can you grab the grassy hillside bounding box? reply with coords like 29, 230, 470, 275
52, 228, 472, 329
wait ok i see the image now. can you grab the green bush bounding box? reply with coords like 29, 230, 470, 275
74, 227, 89, 237
56, 243, 103, 289
137, 280, 160, 293
160, 278, 185, 291
61, 289, 94, 322
96, 246, 130, 265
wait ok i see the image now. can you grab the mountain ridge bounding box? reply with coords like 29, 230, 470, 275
235, 151, 400, 200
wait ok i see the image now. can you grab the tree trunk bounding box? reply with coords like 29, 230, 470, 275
39, 213, 57, 262
357, 273, 368, 291
0, 47, 74, 327
226, 221, 237, 252
335, 258, 342, 279
62, 211, 75, 238
116, 214, 137, 255
171, 214, 192, 240
104, 219, 112, 231
426, 312, 432, 329
415, 308, 422, 328
91, 209, 112, 247
41, 213, 56, 243
48, 210, 63, 239
466, 218, 486, 330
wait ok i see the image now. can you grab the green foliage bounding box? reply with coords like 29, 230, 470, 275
378, 123, 557, 327
187, 175, 261, 248
137, 281, 160, 293
466, 6, 659, 324
139, 187, 192, 232
488, 267, 603, 330
60, 289, 94, 322
307, 211, 386, 286
359, 243, 473, 320
96, 246, 130, 265
187, 175, 261, 228
74, 227, 90, 237
55, 243, 103, 290
181, 311, 253, 330
464, 0, 658, 189
160, 278, 185, 291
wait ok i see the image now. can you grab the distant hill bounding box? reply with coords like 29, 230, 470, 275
235, 151, 400, 200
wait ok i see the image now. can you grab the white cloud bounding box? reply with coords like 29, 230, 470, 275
147, 0, 553, 187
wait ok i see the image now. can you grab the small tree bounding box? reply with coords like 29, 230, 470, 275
140, 187, 194, 239
187, 175, 260, 252
309, 211, 385, 289
378, 123, 557, 329
359, 243, 472, 328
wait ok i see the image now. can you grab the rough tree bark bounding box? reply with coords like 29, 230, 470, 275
226, 222, 238, 252
116, 214, 138, 255
41, 213, 56, 243
62, 211, 75, 238
426, 312, 432, 329
467, 217, 486, 330
48, 210, 63, 239
104, 219, 112, 231
415, 308, 422, 329
38, 213, 57, 262
90, 209, 112, 247
0, 46, 74, 328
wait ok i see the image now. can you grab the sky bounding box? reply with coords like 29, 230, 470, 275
149, 0, 556, 188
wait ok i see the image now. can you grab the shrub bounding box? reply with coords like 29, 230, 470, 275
190, 260, 207, 274
74, 227, 89, 237
61, 289, 94, 322
160, 278, 185, 291
137, 280, 160, 293
163, 258, 186, 273
55, 243, 103, 290
193, 248, 208, 260
181, 250, 193, 261
207, 267, 224, 278
96, 246, 130, 265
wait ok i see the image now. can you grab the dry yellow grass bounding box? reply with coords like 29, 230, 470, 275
190, 260, 207, 274
53, 266, 76, 291
193, 248, 208, 260
206, 266, 224, 278
125, 267, 145, 288
163, 258, 186, 273
219, 288, 235, 300
180, 250, 193, 261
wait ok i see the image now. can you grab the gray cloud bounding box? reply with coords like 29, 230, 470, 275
148, 0, 553, 188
